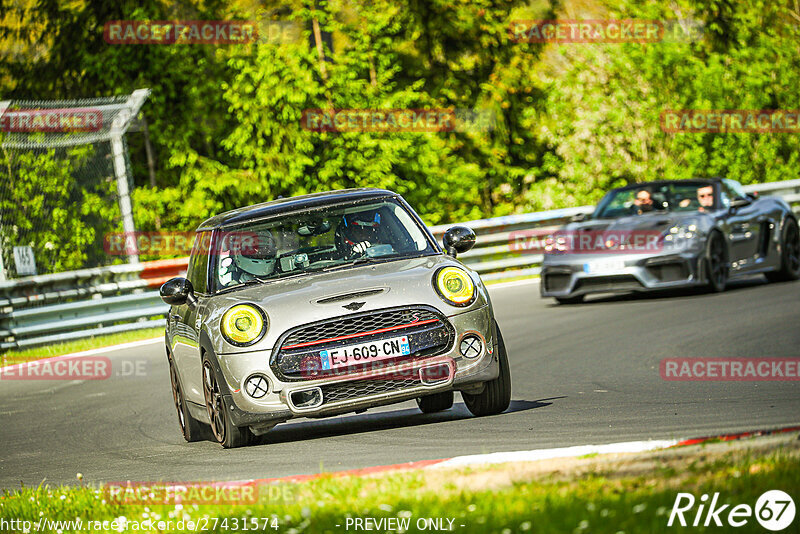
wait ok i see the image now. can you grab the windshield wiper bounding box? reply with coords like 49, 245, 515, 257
320, 256, 390, 271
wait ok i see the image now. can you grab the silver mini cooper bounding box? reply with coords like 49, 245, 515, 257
160, 188, 511, 447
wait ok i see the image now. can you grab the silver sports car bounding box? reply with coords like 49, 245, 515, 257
540, 178, 800, 304
160, 189, 511, 448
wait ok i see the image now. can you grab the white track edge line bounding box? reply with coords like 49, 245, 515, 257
428, 439, 680, 469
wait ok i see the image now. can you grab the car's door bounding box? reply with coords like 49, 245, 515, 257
719, 180, 762, 271
171, 231, 212, 404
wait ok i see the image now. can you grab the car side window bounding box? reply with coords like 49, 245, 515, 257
187, 231, 211, 294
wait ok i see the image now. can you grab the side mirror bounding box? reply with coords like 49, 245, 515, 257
160, 277, 196, 307
729, 197, 751, 211
442, 226, 476, 257
570, 213, 587, 223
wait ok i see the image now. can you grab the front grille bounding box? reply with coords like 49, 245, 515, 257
574, 275, 643, 292
646, 262, 689, 283
320, 378, 421, 404
272, 306, 454, 381
281, 308, 440, 348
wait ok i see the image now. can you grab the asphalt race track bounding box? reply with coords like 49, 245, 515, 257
1, 277, 799, 488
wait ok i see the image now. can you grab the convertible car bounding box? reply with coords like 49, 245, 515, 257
540, 178, 800, 304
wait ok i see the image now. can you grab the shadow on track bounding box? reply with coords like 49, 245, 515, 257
241, 396, 562, 447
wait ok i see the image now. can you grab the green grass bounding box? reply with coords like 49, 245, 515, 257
1, 442, 798, 533
1, 328, 163, 365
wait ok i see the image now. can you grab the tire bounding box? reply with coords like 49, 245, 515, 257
766, 218, 800, 282
168, 357, 207, 442
416, 391, 454, 413
555, 295, 584, 305
462, 320, 511, 417
202, 359, 253, 448
705, 232, 728, 292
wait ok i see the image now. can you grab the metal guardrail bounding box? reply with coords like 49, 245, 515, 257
0, 259, 187, 350
1, 180, 798, 350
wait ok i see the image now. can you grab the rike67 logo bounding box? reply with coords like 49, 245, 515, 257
668, 490, 795, 531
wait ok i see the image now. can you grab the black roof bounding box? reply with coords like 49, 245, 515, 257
197, 188, 397, 230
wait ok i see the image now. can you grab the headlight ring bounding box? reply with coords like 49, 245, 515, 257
221, 304, 268, 346
433, 266, 476, 307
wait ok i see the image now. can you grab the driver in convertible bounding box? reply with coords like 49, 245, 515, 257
679, 185, 715, 212
339, 211, 384, 256
634, 189, 656, 214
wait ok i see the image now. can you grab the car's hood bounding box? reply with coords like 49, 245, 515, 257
564, 212, 693, 233
204, 254, 487, 354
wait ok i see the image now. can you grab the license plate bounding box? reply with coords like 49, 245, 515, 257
584, 259, 626, 274
319, 336, 411, 371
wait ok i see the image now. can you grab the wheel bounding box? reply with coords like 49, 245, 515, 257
766, 218, 800, 282
416, 391, 454, 413
555, 294, 584, 305
168, 357, 207, 442
705, 232, 728, 292
462, 320, 511, 417
202, 359, 253, 448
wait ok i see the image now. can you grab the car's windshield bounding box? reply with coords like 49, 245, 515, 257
214, 198, 436, 291
594, 182, 716, 218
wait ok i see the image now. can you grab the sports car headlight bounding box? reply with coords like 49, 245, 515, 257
663, 220, 701, 250
434, 267, 476, 306
221, 304, 267, 346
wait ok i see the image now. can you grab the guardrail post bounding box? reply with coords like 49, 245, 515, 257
109, 89, 151, 265
0, 100, 9, 281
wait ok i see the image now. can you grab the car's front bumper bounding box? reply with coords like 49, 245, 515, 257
214, 304, 498, 427
540, 250, 705, 299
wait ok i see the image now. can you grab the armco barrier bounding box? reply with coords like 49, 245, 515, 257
1, 180, 797, 350
0, 258, 187, 350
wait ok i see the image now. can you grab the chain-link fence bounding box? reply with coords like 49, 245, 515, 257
0, 90, 148, 279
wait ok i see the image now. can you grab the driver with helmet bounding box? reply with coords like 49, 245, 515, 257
220, 230, 278, 285
339, 211, 383, 256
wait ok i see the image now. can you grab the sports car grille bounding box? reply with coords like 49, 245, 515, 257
272, 306, 454, 381
320, 378, 421, 404
574, 275, 643, 292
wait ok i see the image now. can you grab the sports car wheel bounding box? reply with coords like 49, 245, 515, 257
766, 218, 800, 282
463, 321, 511, 417
705, 232, 728, 292
202, 359, 253, 448
416, 391, 454, 413
555, 295, 584, 305
169, 357, 207, 442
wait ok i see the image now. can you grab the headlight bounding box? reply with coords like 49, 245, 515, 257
221, 304, 267, 346
663, 221, 700, 250
434, 267, 476, 307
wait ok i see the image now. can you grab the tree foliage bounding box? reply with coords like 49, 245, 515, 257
1, 0, 799, 273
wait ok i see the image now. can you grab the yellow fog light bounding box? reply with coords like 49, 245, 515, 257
434, 267, 476, 306
221, 304, 266, 346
